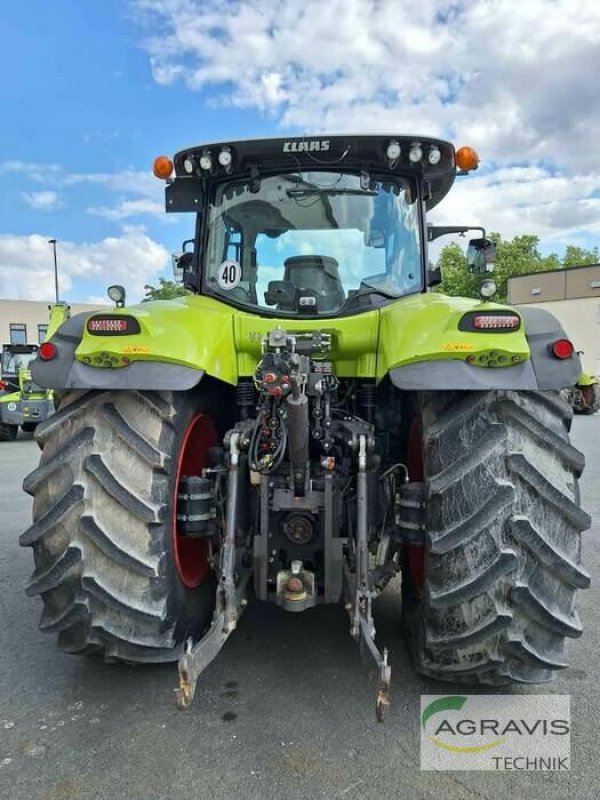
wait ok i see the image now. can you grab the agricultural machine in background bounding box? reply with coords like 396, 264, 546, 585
21, 135, 591, 721
0, 304, 71, 440
562, 357, 600, 415
0, 343, 48, 439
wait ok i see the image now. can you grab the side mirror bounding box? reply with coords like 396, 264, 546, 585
172, 251, 193, 283
467, 237, 496, 273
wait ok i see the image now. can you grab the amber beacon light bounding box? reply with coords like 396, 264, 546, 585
153, 155, 174, 179
455, 146, 480, 172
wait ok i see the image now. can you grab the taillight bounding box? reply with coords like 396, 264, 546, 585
551, 339, 574, 359
39, 342, 57, 360
0, 380, 6, 390
473, 315, 520, 330
86, 316, 140, 336
459, 311, 521, 332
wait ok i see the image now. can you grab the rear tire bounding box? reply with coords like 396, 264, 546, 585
403, 390, 591, 684
21, 385, 231, 662
21, 422, 38, 434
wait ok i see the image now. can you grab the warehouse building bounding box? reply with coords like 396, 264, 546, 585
0, 298, 107, 345
507, 264, 600, 376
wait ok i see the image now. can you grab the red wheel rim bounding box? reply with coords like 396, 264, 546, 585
173, 414, 217, 589
406, 416, 425, 595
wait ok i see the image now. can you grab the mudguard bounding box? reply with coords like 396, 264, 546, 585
32, 292, 581, 393
32, 297, 239, 391
383, 296, 581, 391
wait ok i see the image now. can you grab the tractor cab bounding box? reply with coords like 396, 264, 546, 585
158, 135, 480, 318
1, 344, 39, 393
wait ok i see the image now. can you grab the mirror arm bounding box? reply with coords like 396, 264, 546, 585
427, 224, 486, 242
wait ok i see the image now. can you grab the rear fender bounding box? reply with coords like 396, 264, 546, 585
384, 296, 581, 391
32, 297, 238, 391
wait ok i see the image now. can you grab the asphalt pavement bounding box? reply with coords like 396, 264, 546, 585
0, 418, 598, 800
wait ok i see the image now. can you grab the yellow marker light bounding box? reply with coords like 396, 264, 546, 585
153, 155, 174, 179
455, 146, 480, 172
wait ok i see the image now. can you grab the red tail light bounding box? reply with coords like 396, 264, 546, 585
39, 342, 57, 361
0, 380, 6, 390
551, 339, 574, 359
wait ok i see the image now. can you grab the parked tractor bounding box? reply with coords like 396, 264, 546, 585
0, 305, 71, 440
0, 345, 53, 439
562, 358, 600, 415
21, 136, 591, 720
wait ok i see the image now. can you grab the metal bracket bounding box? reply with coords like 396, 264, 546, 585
175, 573, 249, 709
176, 431, 249, 709
343, 563, 391, 723
343, 434, 392, 722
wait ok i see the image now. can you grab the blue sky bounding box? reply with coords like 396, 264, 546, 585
1, 0, 598, 303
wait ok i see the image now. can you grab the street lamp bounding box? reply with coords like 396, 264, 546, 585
48, 239, 59, 303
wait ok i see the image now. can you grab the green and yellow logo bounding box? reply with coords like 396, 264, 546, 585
422, 696, 505, 753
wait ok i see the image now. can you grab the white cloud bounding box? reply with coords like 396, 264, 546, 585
430, 165, 600, 247
0, 232, 169, 303
134, 1, 600, 161
87, 198, 166, 221
2, 160, 165, 222
22, 190, 63, 211
133, 0, 600, 245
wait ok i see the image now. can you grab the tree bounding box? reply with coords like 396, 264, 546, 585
142, 278, 190, 302
435, 234, 580, 302
562, 245, 599, 267
434, 243, 479, 298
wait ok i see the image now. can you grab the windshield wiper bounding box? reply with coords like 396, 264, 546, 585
286, 188, 377, 198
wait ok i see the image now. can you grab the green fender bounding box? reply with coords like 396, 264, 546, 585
31, 292, 581, 393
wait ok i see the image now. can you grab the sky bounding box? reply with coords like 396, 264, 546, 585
1, 0, 599, 304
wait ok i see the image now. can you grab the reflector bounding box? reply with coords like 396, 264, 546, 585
552, 339, 574, 359
39, 342, 57, 360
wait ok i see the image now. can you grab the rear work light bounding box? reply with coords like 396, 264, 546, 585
551, 339, 574, 359
87, 316, 141, 336
39, 342, 57, 360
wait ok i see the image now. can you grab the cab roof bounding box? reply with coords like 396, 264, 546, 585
169, 134, 457, 211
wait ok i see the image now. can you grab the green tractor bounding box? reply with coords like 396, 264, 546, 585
0, 344, 53, 440
21, 136, 591, 720
0, 304, 71, 441
562, 360, 600, 415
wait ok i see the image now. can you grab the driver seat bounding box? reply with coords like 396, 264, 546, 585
283, 255, 345, 312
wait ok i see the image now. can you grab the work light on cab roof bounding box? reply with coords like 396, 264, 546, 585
152, 135, 481, 192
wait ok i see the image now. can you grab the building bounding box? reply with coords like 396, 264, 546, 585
507, 264, 600, 376
0, 298, 108, 345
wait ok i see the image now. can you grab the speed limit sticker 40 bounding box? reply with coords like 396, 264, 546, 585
217, 260, 241, 290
